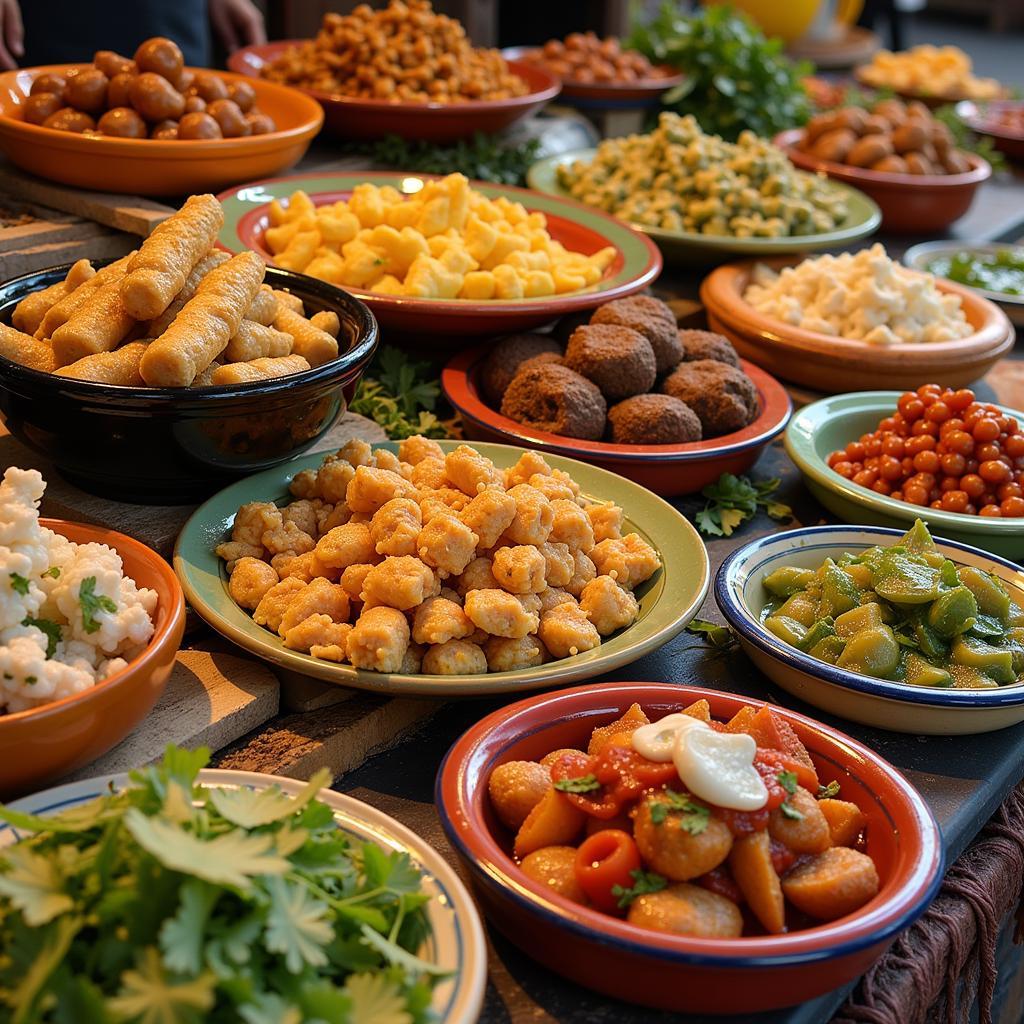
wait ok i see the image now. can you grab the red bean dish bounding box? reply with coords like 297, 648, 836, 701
488, 700, 880, 938
827, 384, 1024, 517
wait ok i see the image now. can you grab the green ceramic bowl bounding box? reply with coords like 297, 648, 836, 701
526, 150, 882, 266
785, 392, 1024, 559
174, 440, 710, 697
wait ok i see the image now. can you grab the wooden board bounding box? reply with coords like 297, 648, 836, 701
61, 648, 280, 782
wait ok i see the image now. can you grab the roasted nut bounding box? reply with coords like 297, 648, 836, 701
93, 50, 135, 78
228, 80, 257, 112
871, 154, 909, 174
246, 111, 275, 135
846, 134, 893, 168
206, 98, 250, 137
30, 73, 67, 97
97, 106, 147, 138
192, 71, 229, 103
107, 72, 135, 107
861, 113, 892, 135
183, 95, 207, 113
42, 108, 95, 132
22, 92, 63, 125
835, 106, 867, 133
177, 110, 222, 139
803, 111, 840, 144
150, 118, 179, 139
64, 68, 109, 114
811, 128, 856, 163
133, 36, 184, 82
891, 121, 927, 154
130, 72, 186, 121
904, 152, 934, 175
942, 150, 971, 174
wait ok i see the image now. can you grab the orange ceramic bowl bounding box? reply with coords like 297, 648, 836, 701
0, 64, 323, 196
437, 682, 944, 1014
701, 256, 1014, 393
775, 129, 990, 234
441, 347, 791, 496
0, 520, 185, 798
229, 42, 559, 142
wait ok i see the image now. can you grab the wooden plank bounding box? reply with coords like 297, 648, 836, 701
0, 233, 137, 278
278, 671, 359, 712
61, 649, 280, 782
212, 694, 440, 782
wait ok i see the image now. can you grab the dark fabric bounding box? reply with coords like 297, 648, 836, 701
833, 783, 1024, 1024
20, 0, 210, 67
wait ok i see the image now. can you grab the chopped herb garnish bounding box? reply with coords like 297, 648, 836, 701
8, 573, 29, 596
42, 566, 61, 579
553, 774, 601, 794
818, 780, 841, 799
611, 869, 668, 909
780, 801, 804, 820
685, 618, 737, 650
349, 346, 451, 440
776, 770, 798, 796
78, 576, 117, 634
24, 676, 37, 685
650, 790, 710, 835
21, 617, 61, 659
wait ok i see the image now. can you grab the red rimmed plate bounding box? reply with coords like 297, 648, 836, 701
441, 347, 791, 495
957, 100, 1024, 162
228, 41, 559, 142
216, 171, 663, 337
436, 682, 943, 1014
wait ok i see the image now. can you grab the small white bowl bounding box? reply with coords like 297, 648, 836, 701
715, 525, 1024, 735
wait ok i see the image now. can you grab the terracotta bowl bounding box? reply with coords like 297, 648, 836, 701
957, 101, 1024, 163
775, 129, 990, 234
441, 347, 791, 496
437, 682, 943, 1014
229, 42, 559, 142
0, 520, 185, 798
701, 257, 1013, 393
0, 64, 323, 196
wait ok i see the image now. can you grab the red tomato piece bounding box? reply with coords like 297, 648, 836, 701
574, 829, 642, 912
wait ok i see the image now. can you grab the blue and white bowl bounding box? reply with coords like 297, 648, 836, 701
715, 525, 1024, 735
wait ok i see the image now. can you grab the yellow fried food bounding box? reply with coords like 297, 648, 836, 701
222, 319, 294, 363
12, 259, 94, 335
36, 253, 133, 340
54, 340, 150, 386
50, 275, 136, 367
144, 250, 230, 337
210, 354, 310, 386
0, 322, 59, 372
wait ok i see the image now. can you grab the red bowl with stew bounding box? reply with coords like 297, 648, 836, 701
436, 682, 942, 1014
957, 100, 1024, 162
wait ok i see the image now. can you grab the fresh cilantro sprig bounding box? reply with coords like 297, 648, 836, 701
776, 771, 798, 795
612, 869, 668, 909
685, 618, 737, 650
695, 473, 793, 538
21, 617, 61, 659
78, 576, 117, 634
42, 567, 60, 579
649, 790, 710, 835
553, 774, 601, 794
8, 572, 29, 596
780, 802, 804, 820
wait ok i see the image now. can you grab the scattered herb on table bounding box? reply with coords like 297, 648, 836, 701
626, 3, 811, 141
695, 474, 793, 538
612, 869, 668, 909
0, 746, 444, 1023
685, 618, 737, 651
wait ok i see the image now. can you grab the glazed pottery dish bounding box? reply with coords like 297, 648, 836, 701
956, 100, 1024, 162
216, 171, 662, 336
785, 392, 1024, 558
0, 263, 377, 503
0, 518, 185, 797
174, 440, 709, 697
701, 257, 1012, 393
442, 347, 791, 496
527, 149, 881, 266
775, 128, 990, 234
716, 524, 1024, 733
0, 767, 487, 1023
0, 65, 322, 195
437, 682, 943, 1011
229, 42, 559, 142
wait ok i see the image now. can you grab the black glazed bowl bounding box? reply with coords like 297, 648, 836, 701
0, 264, 378, 503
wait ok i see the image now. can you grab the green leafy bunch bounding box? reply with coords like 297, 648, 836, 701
626, 2, 812, 141
0, 746, 444, 1024
350, 346, 452, 440
695, 473, 793, 537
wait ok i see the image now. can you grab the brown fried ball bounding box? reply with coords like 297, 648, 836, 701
519, 351, 563, 374
678, 329, 740, 368
564, 324, 656, 401
590, 296, 683, 374
662, 360, 759, 437
480, 333, 563, 405
607, 394, 702, 445
501, 364, 607, 441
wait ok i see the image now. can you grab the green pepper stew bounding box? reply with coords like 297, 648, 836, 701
926, 248, 1024, 297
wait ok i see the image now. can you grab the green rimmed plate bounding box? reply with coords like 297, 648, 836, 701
215, 172, 662, 336
527, 149, 882, 267
785, 391, 1024, 559
174, 440, 710, 697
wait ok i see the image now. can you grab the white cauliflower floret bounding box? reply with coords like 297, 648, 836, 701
0, 547, 42, 631
0, 631, 94, 712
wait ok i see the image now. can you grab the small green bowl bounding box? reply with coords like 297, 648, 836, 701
527, 149, 882, 266
174, 440, 711, 698
785, 391, 1024, 559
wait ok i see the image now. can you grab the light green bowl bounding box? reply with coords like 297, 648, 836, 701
785, 391, 1024, 559
527, 149, 882, 267
174, 440, 710, 698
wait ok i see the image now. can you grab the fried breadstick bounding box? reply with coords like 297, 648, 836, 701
121, 194, 225, 319
140, 251, 264, 387
192, 362, 221, 387
211, 354, 310, 385
310, 310, 341, 338
246, 285, 279, 326
54, 341, 150, 386
145, 250, 230, 337
0, 323, 58, 372
37, 253, 134, 340
50, 278, 136, 366
274, 306, 338, 368
222, 320, 293, 362
13, 259, 94, 335
272, 288, 304, 315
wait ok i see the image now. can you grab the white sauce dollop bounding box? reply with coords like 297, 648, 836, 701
631, 713, 769, 812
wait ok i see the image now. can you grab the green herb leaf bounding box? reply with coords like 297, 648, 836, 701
0, 844, 74, 926
208, 769, 330, 829
77, 577, 117, 634
21, 617, 61, 659
553, 774, 601, 794
685, 618, 737, 650
695, 473, 793, 537
107, 948, 217, 1024
611, 868, 668, 908
8, 572, 30, 596
776, 770, 798, 796
650, 790, 710, 834
43, 567, 61, 579
818, 780, 841, 799
263, 876, 333, 974
780, 800, 804, 820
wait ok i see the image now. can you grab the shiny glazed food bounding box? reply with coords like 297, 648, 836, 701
761, 519, 1024, 689
827, 384, 1024, 517
489, 698, 879, 937
518, 32, 670, 84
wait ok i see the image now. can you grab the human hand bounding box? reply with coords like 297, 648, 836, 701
209, 0, 266, 53
0, 0, 23, 70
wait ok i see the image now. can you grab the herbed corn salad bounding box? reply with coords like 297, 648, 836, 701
557, 112, 849, 238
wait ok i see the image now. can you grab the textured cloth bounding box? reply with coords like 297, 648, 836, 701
834, 782, 1024, 1024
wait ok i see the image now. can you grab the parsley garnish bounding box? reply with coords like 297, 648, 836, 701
21, 617, 61, 659
611, 869, 668, 909
8, 573, 29, 596
695, 474, 793, 538
780, 801, 804, 820
349, 346, 451, 440
43, 566, 60, 579
818, 780, 841, 799
553, 774, 601, 794
685, 618, 737, 650
650, 790, 710, 834
25, 676, 37, 685
776, 771, 798, 796
78, 577, 117, 634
